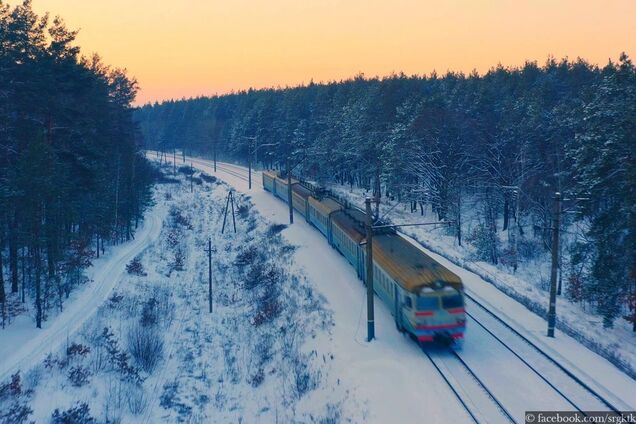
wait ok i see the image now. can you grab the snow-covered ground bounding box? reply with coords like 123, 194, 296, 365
1, 172, 347, 422
0, 172, 357, 423
3, 155, 634, 423
0, 194, 165, 385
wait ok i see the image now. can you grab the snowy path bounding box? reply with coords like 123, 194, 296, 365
157, 154, 636, 422
0, 200, 165, 383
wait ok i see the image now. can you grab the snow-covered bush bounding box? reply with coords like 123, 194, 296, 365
140, 297, 159, 327
171, 248, 186, 272
267, 223, 287, 237
319, 403, 343, 424
50, 402, 95, 424
126, 383, 147, 415
199, 173, 217, 184
126, 256, 147, 276
466, 223, 500, 264
0, 401, 32, 424
127, 324, 164, 373
0, 374, 32, 424
169, 205, 192, 229
103, 379, 125, 424
67, 366, 91, 387
100, 327, 143, 384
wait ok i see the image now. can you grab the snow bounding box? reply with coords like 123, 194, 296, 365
3, 154, 634, 423
0, 193, 165, 384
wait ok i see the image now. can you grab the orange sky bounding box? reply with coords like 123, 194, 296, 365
10, 0, 635, 105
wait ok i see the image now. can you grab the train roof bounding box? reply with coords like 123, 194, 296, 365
292, 183, 312, 199
331, 208, 366, 243
262, 170, 278, 180
308, 196, 343, 216
373, 233, 463, 292
275, 174, 299, 186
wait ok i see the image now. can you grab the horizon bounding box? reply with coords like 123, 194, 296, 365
136, 54, 627, 107
8, 0, 636, 106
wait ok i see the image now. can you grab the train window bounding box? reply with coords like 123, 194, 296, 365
416, 296, 439, 310
442, 294, 464, 309
404, 296, 412, 309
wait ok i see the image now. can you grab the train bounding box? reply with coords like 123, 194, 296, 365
262, 170, 466, 344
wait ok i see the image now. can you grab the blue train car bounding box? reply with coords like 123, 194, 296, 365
261, 178, 466, 344
274, 175, 291, 202
330, 208, 366, 277
308, 196, 342, 239
292, 183, 312, 220
262, 170, 276, 193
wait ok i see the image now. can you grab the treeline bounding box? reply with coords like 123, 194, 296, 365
0, 1, 155, 328
136, 55, 635, 328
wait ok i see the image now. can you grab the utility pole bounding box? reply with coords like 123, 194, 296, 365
365, 197, 375, 342
514, 188, 520, 272
190, 162, 194, 193
173, 148, 176, 175
250, 141, 276, 190
510, 188, 519, 273
205, 238, 213, 313
287, 157, 294, 224
213, 139, 217, 173
248, 137, 254, 190
547, 192, 561, 337
248, 152, 252, 190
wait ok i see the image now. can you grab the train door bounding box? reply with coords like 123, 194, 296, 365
393, 284, 401, 332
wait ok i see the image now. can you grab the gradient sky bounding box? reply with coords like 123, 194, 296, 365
11, 0, 636, 105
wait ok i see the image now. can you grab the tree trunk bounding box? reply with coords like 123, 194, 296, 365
0, 237, 5, 304
0, 238, 5, 329
457, 193, 462, 246
34, 246, 42, 329
9, 213, 18, 293
502, 196, 509, 231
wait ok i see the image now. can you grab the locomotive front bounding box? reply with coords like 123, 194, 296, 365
411, 282, 466, 344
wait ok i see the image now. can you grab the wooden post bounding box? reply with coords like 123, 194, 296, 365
511, 188, 519, 273
287, 158, 293, 224
248, 148, 252, 190
206, 238, 213, 313
365, 197, 375, 342
221, 191, 231, 234
213, 139, 217, 172
230, 191, 236, 233
547, 192, 561, 337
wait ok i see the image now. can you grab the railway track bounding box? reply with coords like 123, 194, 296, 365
423, 347, 516, 424
464, 292, 629, 416
190, 158, 263, 188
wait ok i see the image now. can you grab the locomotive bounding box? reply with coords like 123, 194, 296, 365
262, 170, 466, 344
